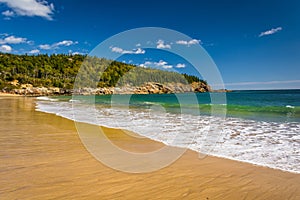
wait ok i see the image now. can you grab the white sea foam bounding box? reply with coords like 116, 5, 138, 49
69, 99, 81, 102
35, 99, 300, 174
36, 96, 58, 101
286, 105, 295, 109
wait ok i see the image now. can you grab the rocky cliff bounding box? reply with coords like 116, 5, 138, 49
5, 81, 212, 96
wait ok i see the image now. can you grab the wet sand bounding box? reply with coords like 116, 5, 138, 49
0, 96, 299, 199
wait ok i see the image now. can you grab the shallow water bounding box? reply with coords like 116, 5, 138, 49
36, 90, 300, 173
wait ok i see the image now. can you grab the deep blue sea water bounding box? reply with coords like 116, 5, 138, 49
36, 89, 300, 173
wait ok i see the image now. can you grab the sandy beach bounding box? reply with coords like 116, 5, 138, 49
0, 92, 21, 97
0, 96, 299, 199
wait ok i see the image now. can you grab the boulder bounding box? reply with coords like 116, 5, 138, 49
134, 82, 173, 94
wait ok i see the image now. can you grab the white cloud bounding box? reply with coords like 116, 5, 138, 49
110, 46, 145, 54
144, 61, 152, 65
39, 44, 51, 50
156, 39, 171, 49
140, 60, 173, 69
175, 63, 186, 68
162, 65, 173, 69
134, 48, 145, 54
0, 0, 55, 20
139, 64, 147, 68
71, 52, 84, 55
0, 44, 12, 53
54, 40, 77, 47
28, 49, 39, 54
27, 40, 34, 45
136, 43, 141, 47
259, 27, 282, 37
39, 40, 78, 50
155, 60, 168, 67
0, 35, 27, 44
176, 39, 201, 46
111, 47, 123, 53
2, 10, 14, 17
68, 50, 84, 55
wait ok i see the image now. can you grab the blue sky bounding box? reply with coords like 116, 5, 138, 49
0, 0, 299, 90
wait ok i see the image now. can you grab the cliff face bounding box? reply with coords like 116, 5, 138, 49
8, 82, 211, 96
72, 82, 211, 95
134, 83, 173, 94
132, 82, 210, 94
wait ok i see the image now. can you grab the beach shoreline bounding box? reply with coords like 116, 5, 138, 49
0, 92, 22, 97
0, 96, 299, 199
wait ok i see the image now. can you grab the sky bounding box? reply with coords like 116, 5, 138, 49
0, 0, 299, 90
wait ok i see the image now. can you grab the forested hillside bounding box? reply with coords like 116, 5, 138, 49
0, 53, 207, 91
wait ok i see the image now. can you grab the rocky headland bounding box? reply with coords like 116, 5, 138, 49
1, 81, 220, 96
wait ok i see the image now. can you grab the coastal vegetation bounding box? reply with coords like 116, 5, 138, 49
0, 53, 209, 94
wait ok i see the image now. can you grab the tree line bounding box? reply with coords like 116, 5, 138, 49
0, 53, 207, 90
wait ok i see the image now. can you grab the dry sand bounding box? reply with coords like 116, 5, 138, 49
0, 96, 299, 199
0, 92, 21, 97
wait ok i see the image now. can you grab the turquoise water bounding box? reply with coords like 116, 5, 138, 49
65, 89, 300, 122
36, 89, 300, 173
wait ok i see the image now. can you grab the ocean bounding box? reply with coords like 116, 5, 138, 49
36, 89, 300, 173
